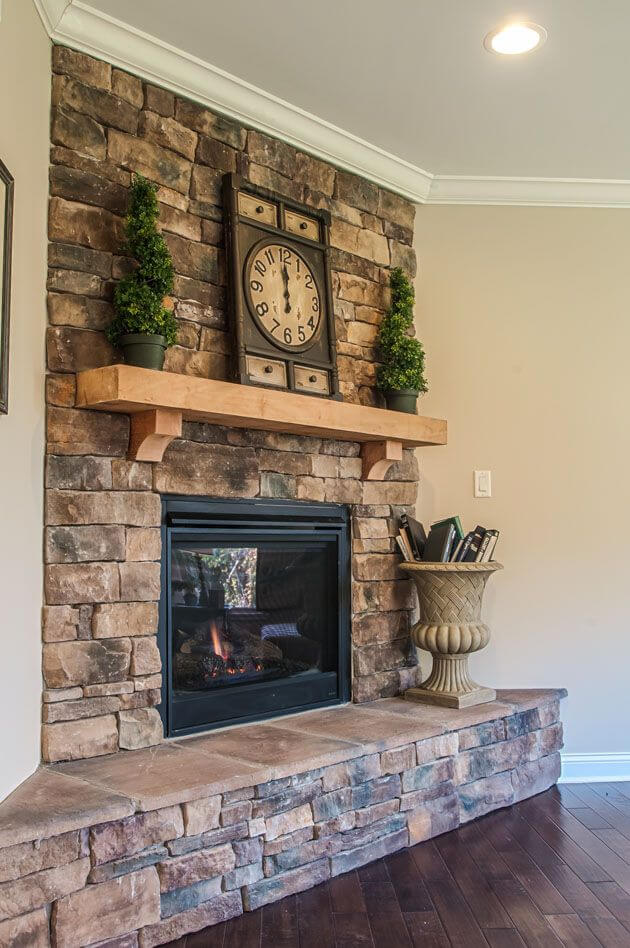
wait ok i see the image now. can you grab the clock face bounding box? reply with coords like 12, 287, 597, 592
245, 241, 322, 350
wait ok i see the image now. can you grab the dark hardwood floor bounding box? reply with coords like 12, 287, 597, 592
166, 783, 630, 947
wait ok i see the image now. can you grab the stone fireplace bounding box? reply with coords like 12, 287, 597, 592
43, 44, 422, 764
160, 496, 351, 735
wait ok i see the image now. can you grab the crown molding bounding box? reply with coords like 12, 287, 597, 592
33, 0, 433, 203
426, 175, 630, 208
33, 0, 630, 209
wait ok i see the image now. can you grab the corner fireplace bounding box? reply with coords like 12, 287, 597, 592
158, 496, 351, 736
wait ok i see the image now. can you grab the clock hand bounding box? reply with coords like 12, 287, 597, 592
282, 265, 291, 314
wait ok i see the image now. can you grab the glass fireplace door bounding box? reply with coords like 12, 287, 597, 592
160, 498, 350, 736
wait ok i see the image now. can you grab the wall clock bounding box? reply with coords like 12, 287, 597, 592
223, 174, 340, 399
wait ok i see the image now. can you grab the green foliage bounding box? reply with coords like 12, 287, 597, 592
376, 267, 428, 393
106, 174, 178, 347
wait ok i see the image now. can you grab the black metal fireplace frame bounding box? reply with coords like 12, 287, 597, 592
158, 495, 351, 737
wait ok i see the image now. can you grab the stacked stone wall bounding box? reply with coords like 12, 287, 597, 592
44, 46, 422, 761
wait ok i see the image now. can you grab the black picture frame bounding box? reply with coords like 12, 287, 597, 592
0, 158, 14, 415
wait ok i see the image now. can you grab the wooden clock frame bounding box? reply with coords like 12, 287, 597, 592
223, 173, 341, 399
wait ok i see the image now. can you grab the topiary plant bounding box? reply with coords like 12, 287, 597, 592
106, 173, 178, 347
376, 267, 428, 393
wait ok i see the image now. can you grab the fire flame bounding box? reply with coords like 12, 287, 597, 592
209, 620, 230, 660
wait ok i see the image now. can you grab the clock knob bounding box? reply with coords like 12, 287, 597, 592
263, 364, 273, 374
300, 222, 308, 230
309, 374, 317, 383
256, 205, 264, 214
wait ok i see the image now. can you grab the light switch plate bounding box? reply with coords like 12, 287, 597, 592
474, 470, 492, 498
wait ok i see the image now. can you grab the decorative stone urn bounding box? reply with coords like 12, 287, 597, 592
400, 561, 503, 708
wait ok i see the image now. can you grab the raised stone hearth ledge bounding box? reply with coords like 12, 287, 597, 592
75, 364, 447, 475
0, 690, 565, 947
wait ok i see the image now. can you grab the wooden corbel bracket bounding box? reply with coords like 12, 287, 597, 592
128, 408, 183, 462
360, 439, 403, 480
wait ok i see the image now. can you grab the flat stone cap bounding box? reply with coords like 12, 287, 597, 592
0, 688, 566, 848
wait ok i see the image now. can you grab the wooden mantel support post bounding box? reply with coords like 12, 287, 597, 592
361, 439, 403, 480
128, 408, 183, 462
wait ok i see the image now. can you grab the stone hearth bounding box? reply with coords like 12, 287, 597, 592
0, 691, 565, 946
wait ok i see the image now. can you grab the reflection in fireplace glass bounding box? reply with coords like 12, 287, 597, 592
171, 545, 330, 692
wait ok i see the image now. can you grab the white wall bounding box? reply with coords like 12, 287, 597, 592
414, 205, 630, 778
0, 0, 49, 800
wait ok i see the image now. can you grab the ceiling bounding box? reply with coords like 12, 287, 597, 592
35, 0, 630, 205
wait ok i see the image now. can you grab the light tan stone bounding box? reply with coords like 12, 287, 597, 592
42, 715, 119, 762
45, 561, 120, 604
183, 796, 221, 836
90, 807, 184, 865
130, 638, 162, 676
264, 804, 313, 842
0, 830, 81, 885
108, 129, 192, 193
0, 908, 49, 947
118, 708, 163, 750
46, 490, 161, 527
43, 639, 131, 688
93, 602, 159, 639
119, 562, 161, 602
125, 528, 161, 562
43, 695, 120, 723
43, 686, 83, 703
52, 867, 160, 946
42, 604, 80, 642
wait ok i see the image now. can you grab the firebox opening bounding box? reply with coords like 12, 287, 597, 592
160, 497, 351, 736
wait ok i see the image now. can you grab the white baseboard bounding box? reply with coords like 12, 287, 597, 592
559, 752, 630, 783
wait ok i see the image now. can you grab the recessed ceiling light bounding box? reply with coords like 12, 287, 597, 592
484, 22, 547, 55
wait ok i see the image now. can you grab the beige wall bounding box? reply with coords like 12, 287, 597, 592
414, 205, 630, 765
0, 0, 49, 800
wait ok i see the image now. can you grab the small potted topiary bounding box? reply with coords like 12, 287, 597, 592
106, 173, 177, 370
376, 267, 428, 413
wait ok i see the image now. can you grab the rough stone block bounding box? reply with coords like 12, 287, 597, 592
42, 604, 80, 642
47, 407, 128, 457
264, 803, 313, 842
93, 602, 159, 639
182, 796, 221, 836
401, 758, 455, 794
88, 845, 168, 884
138, 891, 243, 947
354, 799, 400, 828
243, 858, 330, 911
512, 753, 561, 803
46, 490, 161, 527
407, 793, 459, 845
49, 164, 127, 215
416, 733, 459, 764
118, 708, 163, 750
157, 844, 235, 892
46, 455, 112, 492
53, 46, 112, 90
120, 562, 161, 602
160, 877, 223, 917
43, 639, 131, 688
46, 372, 77, 407
42, 716, 119, 762
220, 800, 252, 826
52, 867, 160, 946
0, 856, 89, 922
311, 788, 353, 822
458, 772, 514, 823
43, 686, 84, 703
108, 130, 191, 193
351, 775, 401, 809
232, 838, 263, 867
335, 171, 379, 214
91, 807, 184, 866
251, 781, 321, 819
52, 104, 106, 158
144, 85, 175, 117
47, 293, 113, 331
0, 908, 49, 947
313, 812, 356, 839
43, 695, 120, 723
330, 828, 408, 876
45, 525, 126, 564
49, 197, 123, 253
0, 830, 81, 885
111, 68, 144, 108
129, 638, 161, 677
167, 822, 248, 857
139, 111, 197, 160
47, 324, 115, 374
153, 441, 259, 497
53, 73, 139, 133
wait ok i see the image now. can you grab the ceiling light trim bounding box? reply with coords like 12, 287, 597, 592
427, 176, 630, 208
33, 0, 630, 209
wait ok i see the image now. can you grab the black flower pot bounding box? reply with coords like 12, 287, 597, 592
384, 388, 418, 414
119, 333, 167, 370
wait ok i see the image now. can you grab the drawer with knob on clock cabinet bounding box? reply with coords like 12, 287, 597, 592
223, 174, 341, 399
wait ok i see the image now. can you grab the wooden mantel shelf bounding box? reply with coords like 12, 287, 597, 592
76, 365, 447, 478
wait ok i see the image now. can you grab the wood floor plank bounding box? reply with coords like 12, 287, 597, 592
524, 796, 630, 894
477, 821, 574, 916
545, 913, 602, 947
402, 909, 445, 940
517, 798, 614, 883
483, 810, 613, 918
386, 849, 438, 913
424, 879, 490, 948
483, 930, 527, 947
587, 881, 630, 928
489, 877, 564, 947
409, 840, 452, 883
571, 786, 630, 839
582, 915, 630, 947
298, 882, 335, 948
260, 894, 299, 947
222, 908, 262, 948
360, 862, 413, 948
332, 912, 374, 948
435, 833, 513, 929
551, 785, 586, 808
186, 923, 225, 947
593, 829, 630, 864
329, 871, 367, 915
567, 807, 613, 831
